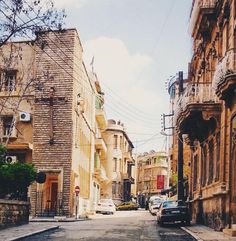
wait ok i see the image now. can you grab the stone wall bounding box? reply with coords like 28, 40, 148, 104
0, 199, 29, 229
191, 196, 225, 231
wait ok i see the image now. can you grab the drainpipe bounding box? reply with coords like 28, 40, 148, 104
177, 132, 184, 201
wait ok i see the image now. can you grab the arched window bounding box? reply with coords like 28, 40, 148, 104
208, 140, 214, 184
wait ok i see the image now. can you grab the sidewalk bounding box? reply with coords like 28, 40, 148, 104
182, 225, 236, 241
0, 223, 59, 241
0, 216, 89, 241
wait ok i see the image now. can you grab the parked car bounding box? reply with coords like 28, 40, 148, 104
116, 202, 139, 210
148, 195, 167, 210
96, 199, 116, 214
149, 198, 162, 215
156, 200, 190, 226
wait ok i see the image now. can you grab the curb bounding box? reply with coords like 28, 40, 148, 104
8, 225, 59, 241
30, 218, 90, 222
181, 226, 204, 241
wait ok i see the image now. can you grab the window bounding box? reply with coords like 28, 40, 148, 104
201, 145, 207, 186
208, 140, 214, 184
0, 70, 17, 92
119, 158, 122, 172
215, 133, 220, 181
120, 136, 122, 150
114, 135, 118, 149
193, 154, 198, 191
112, 182, 116, 195
3, 116, 14, 136
113, 158, 118, 172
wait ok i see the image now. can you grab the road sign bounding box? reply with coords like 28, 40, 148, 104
75, 186, 80, 195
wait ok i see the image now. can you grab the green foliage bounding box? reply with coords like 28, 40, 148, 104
0, 145, 37, 200
171, 173, 178, 186
0, 145, 7, 165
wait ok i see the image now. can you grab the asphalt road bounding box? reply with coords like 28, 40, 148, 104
23, 210, 196, 241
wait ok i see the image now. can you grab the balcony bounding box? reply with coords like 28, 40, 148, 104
94, 153, 108, 182
174, 82, 221, 143
95, 95, 107, 129
189, 0, 217, 36
95, 138, 107, 154
212, 49, 236, 101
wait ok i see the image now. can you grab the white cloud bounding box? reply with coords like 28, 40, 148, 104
83, 37, 166, 152
83, 37, 152, 91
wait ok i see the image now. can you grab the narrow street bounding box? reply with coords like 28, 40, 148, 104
23, 210, 196, 241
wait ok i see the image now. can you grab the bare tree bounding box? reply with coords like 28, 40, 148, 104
0, 0, 66, 145
0, 0, 66, 47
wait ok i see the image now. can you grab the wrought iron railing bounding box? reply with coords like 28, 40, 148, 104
174, 82, 219, 124
35, 191, 64, 217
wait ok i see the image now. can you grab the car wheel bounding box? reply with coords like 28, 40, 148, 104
185, 220, 191, 226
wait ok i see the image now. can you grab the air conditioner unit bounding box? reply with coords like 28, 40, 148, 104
5, 156, 18, 164
19, 112, 30, 122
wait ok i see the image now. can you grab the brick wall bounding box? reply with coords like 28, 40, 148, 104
31, 29, 80, 216
0, 199, 29, 229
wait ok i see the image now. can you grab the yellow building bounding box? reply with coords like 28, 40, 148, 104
103, 119, 135, 204
136, 151, 169, 197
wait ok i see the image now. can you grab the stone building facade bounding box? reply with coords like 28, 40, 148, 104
136, 151, 169, 197
103, 119, 135, 204
169, 0, 236, 231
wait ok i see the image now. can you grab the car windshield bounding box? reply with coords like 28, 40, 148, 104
162, 201, 178, 208
153, 199, 162, 205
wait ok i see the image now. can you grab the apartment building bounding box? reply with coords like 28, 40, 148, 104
103, 120, 135, 204
169, 0, 236, 232
136, 151, 169, 197
92, 74, 108, 211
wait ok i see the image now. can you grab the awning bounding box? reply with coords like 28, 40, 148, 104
7, 143, 33, 150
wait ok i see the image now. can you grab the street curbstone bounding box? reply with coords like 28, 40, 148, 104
181, 226, 204, 241
7, 225, 59, 241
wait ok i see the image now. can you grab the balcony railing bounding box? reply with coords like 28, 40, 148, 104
212, 49, 236, 90
189, 0, 217, 34
174, 82, 219, 124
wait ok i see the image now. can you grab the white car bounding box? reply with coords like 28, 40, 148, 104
149, 198, 162, 215
96, 199, 116, 214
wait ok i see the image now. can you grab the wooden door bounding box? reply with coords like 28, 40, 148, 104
50, 182, 58, 211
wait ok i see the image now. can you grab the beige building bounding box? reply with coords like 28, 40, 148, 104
0, 29, 99, 217
136, 151, 169, 196
103, 119, 135, 204
92, 74, 109, 211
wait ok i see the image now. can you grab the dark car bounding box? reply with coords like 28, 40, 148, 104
156, 200, 190, 226
116, 202, 139, 210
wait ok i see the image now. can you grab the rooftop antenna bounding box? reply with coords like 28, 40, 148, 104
90, 56, 95, 73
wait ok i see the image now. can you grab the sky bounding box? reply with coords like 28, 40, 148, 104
55, 0, 193, 154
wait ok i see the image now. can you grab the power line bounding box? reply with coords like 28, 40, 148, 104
0, 2, 163, 143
